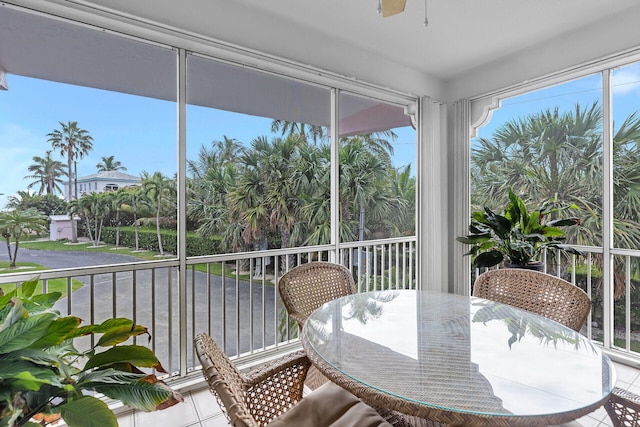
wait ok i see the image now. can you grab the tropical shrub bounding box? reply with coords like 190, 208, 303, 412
101, 227, 221, 256
0, 208, 48, 269
0, 277, 182, 427
5, 194, 68, 217
137, 217, 176, 229
457, 189, 582, 268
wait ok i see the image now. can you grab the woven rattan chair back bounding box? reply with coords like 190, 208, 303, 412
194, 333, 310, 427
605, 387, 640, 427
278, 261, 356, 328
473, 269, 591, 332
194, 333, 253, 426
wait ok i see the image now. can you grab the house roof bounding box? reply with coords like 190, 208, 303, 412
77, 171, 141, 182
48, 215, 80, 221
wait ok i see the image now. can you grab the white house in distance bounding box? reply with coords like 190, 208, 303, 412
50, 170, 141, 241
64, 170, 141, 201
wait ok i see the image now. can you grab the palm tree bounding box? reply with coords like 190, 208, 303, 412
5, 191, 37, 210
471, 102, 640, 249
96, 155, 127, 172
271, 120, 327, 144
24, 150, 66, 195
184, 127, 408, 266
345, 129, 398, 158
0, 208, 47, 268
4, 192, 67, 217
47, 121, 94, 202
1, 228, 11, 266
119, 186, 150, 251
339, 137, 402, 244
470, 101, 640, 296
262, 135, 304, 254
389, 164, 416, 236
212, 136, 244, 165
267, 119, 405, 249
229, 135, 305, 268
291, 143, 332, 246
471, 103, 600, 210
72, 192, 111, 246
186, 137, 241, 243
141, 171, 175, 255
270, 119, 398, 154
109, 188, 131, 247
47, 121, 93, 243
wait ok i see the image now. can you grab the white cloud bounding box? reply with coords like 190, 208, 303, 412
613, 66, 640, 96
0, 123, 46, 209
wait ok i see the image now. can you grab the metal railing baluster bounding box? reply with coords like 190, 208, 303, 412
0, 237, 418, 379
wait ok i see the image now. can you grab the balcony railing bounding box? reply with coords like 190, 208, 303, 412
0, 236, 417, 382
5, 236, 638, 384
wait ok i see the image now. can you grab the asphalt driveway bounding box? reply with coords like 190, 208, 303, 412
0, 242, 282, 372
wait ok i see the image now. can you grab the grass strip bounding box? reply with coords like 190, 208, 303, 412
0, 261, 83, 297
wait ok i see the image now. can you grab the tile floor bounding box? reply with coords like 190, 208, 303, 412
116, 360, 640, 427
114, 383, 230, 427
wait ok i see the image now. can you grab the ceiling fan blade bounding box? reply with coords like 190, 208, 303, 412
381, 0, 406, 17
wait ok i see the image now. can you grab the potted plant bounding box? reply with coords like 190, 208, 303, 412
0, 277, 183, 427
457, 189, 582, 269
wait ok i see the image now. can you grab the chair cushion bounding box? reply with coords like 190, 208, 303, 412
268, 381, 392, 427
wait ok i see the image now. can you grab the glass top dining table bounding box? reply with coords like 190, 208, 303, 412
301, 290, 615, 426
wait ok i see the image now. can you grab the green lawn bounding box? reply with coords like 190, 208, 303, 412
16, 239, 257, 283
0, 261, 83, 297
187, 261, 255, 284
20, 239, 161, 261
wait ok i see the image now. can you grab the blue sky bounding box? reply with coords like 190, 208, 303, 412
477, 63, 640, 139
0, 74, 417, 209
2, 62, 639, 210
0, 76, 176, 207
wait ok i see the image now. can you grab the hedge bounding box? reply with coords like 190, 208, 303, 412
101, 226, 221, 256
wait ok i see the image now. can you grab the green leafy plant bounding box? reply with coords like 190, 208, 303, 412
0, 277, 182, 427
457, 189, 582, 268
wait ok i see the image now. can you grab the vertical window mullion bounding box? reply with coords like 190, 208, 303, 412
177, 48, 188, 377
330, 89, 340, 262
602, 68, 614, 350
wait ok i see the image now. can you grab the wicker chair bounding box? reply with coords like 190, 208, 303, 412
194, 333, 393, 427
277, 263, 444, 427
277, 261, 356, 391
278, 261, 356, 328
604, 387, 640, 427
473, 269, 591, 332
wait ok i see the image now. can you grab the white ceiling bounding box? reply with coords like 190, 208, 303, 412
69, 0, 640, 80
225, 0, 640, 80
3, 0, 640, 101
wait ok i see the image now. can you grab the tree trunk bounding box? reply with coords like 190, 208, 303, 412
156, 203, 164, 255
96, 218, 104, 245
67, 154, 78, 243
238, 258, 251, 273
4, 235, 13, 266
10, 240, 19, 268
134, 215, 140, 251
93, 217, 99, 246
70, 213, 78, 244
279, 228, 293, 272
85, 218, 94, 244
115, 210, 121, 247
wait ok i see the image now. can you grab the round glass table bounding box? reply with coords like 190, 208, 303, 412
301, 290, 615, 426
